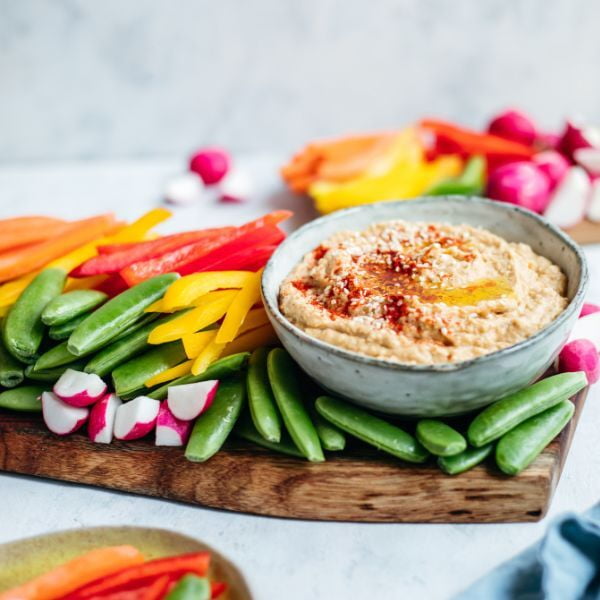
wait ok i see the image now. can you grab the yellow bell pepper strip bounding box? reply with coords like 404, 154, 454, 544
192, 337, 227, 375
144, 359, 194, 387
215, 269, 263, 344
162, 271, 253, 311
0, 272, 38, 307
222, 323, 279, 357
192, 289, 240, 308
148, 290, 237, 344
182, 330, 218, 359
64, 275, 108, 292
238, 307, 269, 335
145, 299, 168, 313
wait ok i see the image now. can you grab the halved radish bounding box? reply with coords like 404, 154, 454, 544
155, 402, 192, 446
113, 396, 160, 440
568, 311, 600, 348
543, 166, 591, 229
42, 391, 89, 436
167, 380, 219, 421
574, 147, 600, 176
53, 368, 107, 407
580, 303, 600, 317
587, 180, 600, 222
558, 339, 599, 384
88, 393, 122, 444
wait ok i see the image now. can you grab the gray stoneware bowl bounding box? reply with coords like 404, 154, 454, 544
262, 197, 588, 417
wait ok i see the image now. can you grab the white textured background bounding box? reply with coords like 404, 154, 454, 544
2, 0, 600, 162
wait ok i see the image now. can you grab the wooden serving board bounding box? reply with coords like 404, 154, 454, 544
0, 387, 587, 524
567, 220, 600, 245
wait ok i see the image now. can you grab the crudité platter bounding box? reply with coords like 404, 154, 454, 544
1, 118, 599, 524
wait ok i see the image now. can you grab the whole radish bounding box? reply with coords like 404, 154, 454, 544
558, 339, 600, 384
533, 151, 570, 191
580, 303, 600, 317
189, 147, 230, 185
487, 109, 538, 146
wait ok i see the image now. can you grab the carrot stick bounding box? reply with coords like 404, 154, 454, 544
0, 545, 145, 600
0, 219, 72, 254
0, 214, 117, 283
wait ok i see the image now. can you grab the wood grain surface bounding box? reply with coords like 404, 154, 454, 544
567, 219, 600, 245
0, 388, 587, 523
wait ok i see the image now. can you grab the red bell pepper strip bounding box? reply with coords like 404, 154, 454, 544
71, 229, 236, 277
177, 226, 285, 276
96, 273, 129, 297
237, 209, 292, 232
63, 553, 211, 599
420, 119, 535, 159
121, 225, 284, 285
234, 244, 279, 272
211, 582, 227, 598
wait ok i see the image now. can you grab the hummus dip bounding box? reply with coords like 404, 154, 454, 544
279, 220, 568, 365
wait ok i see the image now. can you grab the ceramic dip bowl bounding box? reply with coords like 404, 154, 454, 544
262, 197, 588, 417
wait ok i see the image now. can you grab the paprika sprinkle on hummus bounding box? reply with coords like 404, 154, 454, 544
279, 220, 568, 365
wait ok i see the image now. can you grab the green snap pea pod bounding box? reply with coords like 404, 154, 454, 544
112, 341, 187, 397
246, 347, 282, 443
0, 385, 45, 412
416, 419, 467, 457
3, 268, 66, 363
496, 400, 575, 476
109, 312, 158, 343
68, 273, 178, 356
147, 352, 250, 400
267, 348, 324, 462
0, 338, 24, 388
437, 444, 494, 475
468, 372, 586, 447
34, 341, 79, 371
311, 404, 346, 451
25, 361, 85, 382
235, 413, 303, 458
41, 289, 107, 326
164, 575, 210, 600
315, 395, 429, 463
48, 312, 90, 340
84, 311, 184, 377
185, 377, 246, 462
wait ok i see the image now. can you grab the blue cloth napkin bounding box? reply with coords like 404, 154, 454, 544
455, 503, 600, 600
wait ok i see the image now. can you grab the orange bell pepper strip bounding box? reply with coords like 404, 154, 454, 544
0, 545, 145, 600
148, 291, 237, 344
215, 269, 263, 344
162, 271, 253, 311
419, 119, 536, 158
0, 216, 71, 253
222, 323, 278, 357
64, 275, 108, 292
63, 552, 211, 599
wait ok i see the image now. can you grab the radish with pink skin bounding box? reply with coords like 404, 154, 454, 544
558, 339, 599, 384
580, 303, 600, 317
487, 109, 538, 146
574, 147, 600, 176
568, 311, 600, 348
486, 161, 551, 213
88, 393, 122, 444
155, 402, 192, 446
533, 151, 570, 191
544, 166, 591, 228
113, 396, 160, 440
189, 148, 230, 185
53, 368, 107, 407
42, 391, 89, 436
558, 120, 600, 158
167, 380, 219, 421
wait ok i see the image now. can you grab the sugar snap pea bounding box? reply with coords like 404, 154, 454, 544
185, 377, 246, 462
164, 575, 210, 600
437, 444, 494, 475
495, 400, 575, 475
311, 405, 346, 451
246, 347, 282, 443
112, 341, 187, 397
315, 396, 429, 463
0, 385, 45, 412
468, 372, 586, 447
41, 289, 107, 326
267, 348, 324, 462
147, 352, 250, 400
0, 337, 24, 388
48, 312, 90, 340
416, 419, 466, 457
68, 273, 178, 356
84, 311, 182, 377
235, 413, 303, 458
3, 268, 66, 363
25, 361, 85, 382
34, 341, 79, 371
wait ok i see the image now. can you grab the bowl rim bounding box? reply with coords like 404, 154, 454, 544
262, 196, 589, 373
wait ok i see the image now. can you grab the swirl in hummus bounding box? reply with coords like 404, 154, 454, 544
279, 220, 568, 365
